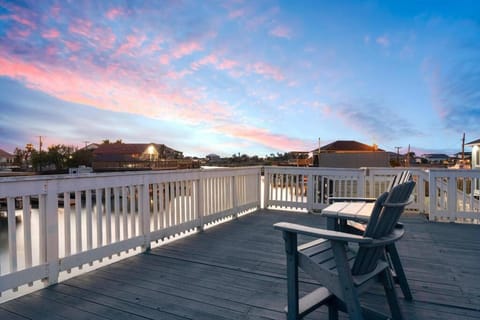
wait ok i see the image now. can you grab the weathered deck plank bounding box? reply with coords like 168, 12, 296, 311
1, 209, 479, 319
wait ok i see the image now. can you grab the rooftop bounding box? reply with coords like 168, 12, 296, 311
1, 210, 479, 319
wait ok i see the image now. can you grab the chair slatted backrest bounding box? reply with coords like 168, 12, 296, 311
351, 181, 416, 275
388, 170, 411, 191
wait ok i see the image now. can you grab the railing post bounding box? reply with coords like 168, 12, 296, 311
359, 168, 367, 198
141, 181, 151, 251
447, 174, 457, 221
428, 171, 436, 221
263, 167, 269, 209
197, 177, 205, 231
306, 172, 314, 212
257, 169, 262, 209
232, 175, 238, 219
44, 181, 59, 285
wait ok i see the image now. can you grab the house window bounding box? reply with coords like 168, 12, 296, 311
477, 149, 480, 166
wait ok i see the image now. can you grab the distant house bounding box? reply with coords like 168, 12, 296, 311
421, 154, 450, 165
92, 143, 188, 171
0, 149, 14, 168
206, 154, 221, 161
466, 138, 480, 170
310, 140, 389, 168
81, 143, 100, 151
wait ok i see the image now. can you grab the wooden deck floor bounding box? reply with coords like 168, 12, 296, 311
1, 210, 479, 320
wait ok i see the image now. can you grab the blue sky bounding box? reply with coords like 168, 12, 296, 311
0, 0, 479, 157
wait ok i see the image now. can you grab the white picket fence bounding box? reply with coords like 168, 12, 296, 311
0, 167, 261, 298
1, 166, 479, 299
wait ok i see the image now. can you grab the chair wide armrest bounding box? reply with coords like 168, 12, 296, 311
274, 222, 373, 244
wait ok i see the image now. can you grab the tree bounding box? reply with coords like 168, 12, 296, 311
30, 150, 48, 171
13, 147, 27, 167
69, 149, 93, 167
47, 145, 74, 170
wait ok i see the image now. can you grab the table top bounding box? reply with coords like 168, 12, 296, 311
322, 202, 375, 222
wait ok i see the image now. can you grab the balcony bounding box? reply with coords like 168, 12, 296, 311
0, 167, 479, 319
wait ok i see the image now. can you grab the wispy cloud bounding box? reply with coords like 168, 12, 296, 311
171, 40, 203, 59
426, 58, 480, 133
334, 100, 422, 143
42, 28, 60, 39
376, 35, 390, 47
106, 7, 124, 20
269, 25, 292, 39
250, 62, 285, 81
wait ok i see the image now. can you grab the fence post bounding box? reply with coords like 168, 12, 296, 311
358, 169, 366, 198
263, 167, 269, 209
197, 177, 205, 231
44, 181, 59, 285
428, 171, 436, 221
141, 179, 151, 252
447, 174, 457, 221
306, 172, 314, 212
232, 175, 238, 218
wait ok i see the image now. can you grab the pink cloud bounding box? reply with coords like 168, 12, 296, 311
269, 25, 292, 39
10, 14, 36, 29
165, 69, 192, 80
191, 54, 218, 70
7, 27, 31, 39
94, 27, 116, 49
229, 9, 246, 19
215, 123, 310, 151
69, 19, 93, 38
51, 4, 61, 17
250, 62, 285, 81
64, 40, 81, 52
42, 28, 60, 39
159, 54, 170, 65
171, 41, 202, 59
218, 59, 237, 70
106, 8, 123, 20
116, 34, 146, 56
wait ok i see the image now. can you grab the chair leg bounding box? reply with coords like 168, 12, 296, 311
331, 242, 364, 320
386, 244, 413, 300
380, 269, 404, 320
283, 231, 299, 320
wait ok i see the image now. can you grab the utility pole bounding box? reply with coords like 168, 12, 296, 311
37, 136, 44, 153
395, 146, 402, 166
37, 136, 44, 172
406, 144, 411, 167
84, 141, 90, 149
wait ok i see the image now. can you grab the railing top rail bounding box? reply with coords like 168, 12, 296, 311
263, 166, 364, 174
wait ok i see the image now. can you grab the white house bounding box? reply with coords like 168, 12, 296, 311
466, 138, 480, 170
0, 149, 14, 168
465, 138, 480, 196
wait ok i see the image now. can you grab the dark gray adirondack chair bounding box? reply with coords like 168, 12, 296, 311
275, 181, 415, 320
327, 170, 413, 300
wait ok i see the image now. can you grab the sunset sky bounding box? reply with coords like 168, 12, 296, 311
1, 0, 479, 157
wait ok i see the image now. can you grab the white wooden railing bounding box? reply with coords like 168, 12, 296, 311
428, 169, 480, 222
263, 167, 429, 213
1, 166, 479, 299
0, 167, 261, 298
